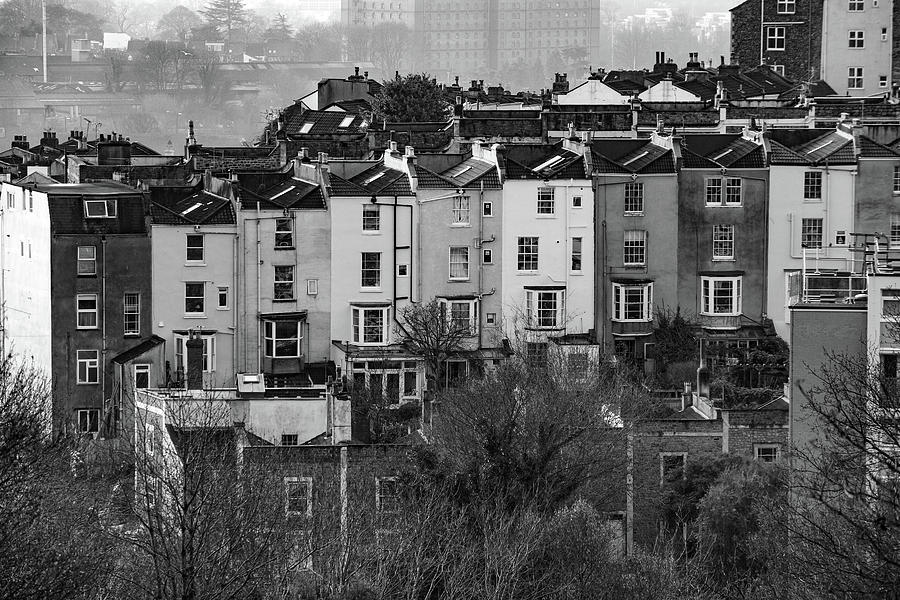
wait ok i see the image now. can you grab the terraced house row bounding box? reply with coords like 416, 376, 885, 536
2, 114, 899, 440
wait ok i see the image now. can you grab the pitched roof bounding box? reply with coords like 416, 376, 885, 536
111, 335, 166, 364
150, 188, 236, 225
590, 139, 676, 174
680, 135, 766, 169
284, 108, 369, 137
504, 144, 588, 179
344, 163, 413, 195
240, 175, 327, 210
794, 131, 855, 164
437, 157, 501, 189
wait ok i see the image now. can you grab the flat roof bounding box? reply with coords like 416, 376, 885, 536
27, 181, 140, 195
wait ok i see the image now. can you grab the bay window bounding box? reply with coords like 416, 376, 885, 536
352, 305, 389, 344
264, 320, 302, 358
701, 276, 742, 316
525, 289, 565, 329
612, 283, 653, 322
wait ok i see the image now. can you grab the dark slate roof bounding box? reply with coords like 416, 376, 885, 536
504, 144, 588, 179
794, 131, 854, 163
284, 108, 368, 137
150, 189, 236, 225
325, 172, 369, 196
414, 164, 453, 188
858, 136, 899, 158
33, 181, 140, 195
767, 139, 806, 165
680, 135, 766, 169
111, 335, 165, 364
240, 175, 327, 210
674, 78, 717, 100
438, 157, 502, 189
346, 163, 413, 195
193, 155, 281, 171
590, 139, 676, 174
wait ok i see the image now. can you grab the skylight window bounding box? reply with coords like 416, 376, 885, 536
338, 115, 355, 128
364, 172, 385, 185
533, 155, 564, 172
622, 151, 649, 166
712, 148, 733, 161
807, 140, 833, 154
271, 185, 296, 199
181, 202, 203, 215
449, 165, 473, 178
298, 122, 314, 134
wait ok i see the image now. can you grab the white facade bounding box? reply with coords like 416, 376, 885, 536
500, 178, 594, 348
0, 183, 51, 375
555, 79, 629, 105
151, 221, 238, 388
766, 163, 856, 338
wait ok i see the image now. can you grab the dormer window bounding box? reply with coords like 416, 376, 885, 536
84, 199, 117, 218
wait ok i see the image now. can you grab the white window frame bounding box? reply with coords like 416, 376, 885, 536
482, 201, 493, 217
449, 246, 470, 280
571, 237, 583, 272
452, 195, 470, 226
889, 214, 900, 247
77, 349, 99, 384
623, 230, 646, 266
77, 245, 96, 275
624, 182, 644, 214
754, 444, 780, 462
712, 225, 735, 261
174, 334, 216, 374
776, 0, 795, 13
285, 476, 313, 517
804, 171, 822, 200
186, 234, 204, 263
439, 298, 478, 336
184, 282, 205, 316
894, 166, 900, 194
76, 293, 99, 329
849, 0, 864, 10
848, 30, 865, 48
264, 320, 302, 358
612, 283, 653, 322
217, 286, 229, 309
765, 26, 786, 51
281, 433, 299, 446
801, 218, 824, 249
274, 265, 295, 300
134, 363, 150, 389
361, 252, 381, 289
275, 217, 294, 248
306, 279, 319, 295
77, 408, 99, 433
83, 198, 117, 218
701, 276, 742, 316
517, 236, 539, 272
848, 66, 864, 89
351, 306, 390, 345
375, 476, 399, 516
537, 187, 555, 215
362, 204, 380, 232
123, 292, 140, 336
482, 248, 493, 264
525, 289, 565, 329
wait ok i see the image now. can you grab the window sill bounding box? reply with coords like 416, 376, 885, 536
516, 271, 540, 276
536, 214, 557, 219
623, 264, 646, 269
448, 278, 470, 283
76, 382, 99, 386
624, 212, 644, 217
273, 298, 296, 303
274, 246, 295, 251
612, 319, 652, 323
124, 333, 140, 338
570, 271, 584, 275
184, 314, 207, 319
700, 313, 741, 317
77, 274, 98, 278
360, 288, 382, 293
362, 230, 382, 235
184, 263, 206, 268
450, 223, 471, 228
76, 327, 99, 330
712, 258, 735, 262
216, 307, 230, 311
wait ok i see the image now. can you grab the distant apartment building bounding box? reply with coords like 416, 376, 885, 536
0, 182, 51, 374
340, 0, 603, 75
501, 139, 594, 360
149, 184, 238, 389
42, 182, 152, 437
731, 0, 895, 94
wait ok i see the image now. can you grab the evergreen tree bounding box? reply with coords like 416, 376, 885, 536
372, 73, 448, 123
264, 12, 293, 40
201, 0, 246, 42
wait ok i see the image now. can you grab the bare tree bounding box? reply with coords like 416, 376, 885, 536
790, 348, 900, 598
157, 6, 203, 43
396, 298, 473, 392
370, 22, 411, 76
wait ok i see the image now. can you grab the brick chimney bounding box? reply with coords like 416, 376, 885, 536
186, 330, 204, 390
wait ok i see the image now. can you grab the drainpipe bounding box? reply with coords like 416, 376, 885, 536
232, 227, 239, 385
101, 236, 107, 430
478, 182, 484, 350
255, 200, 261, 373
